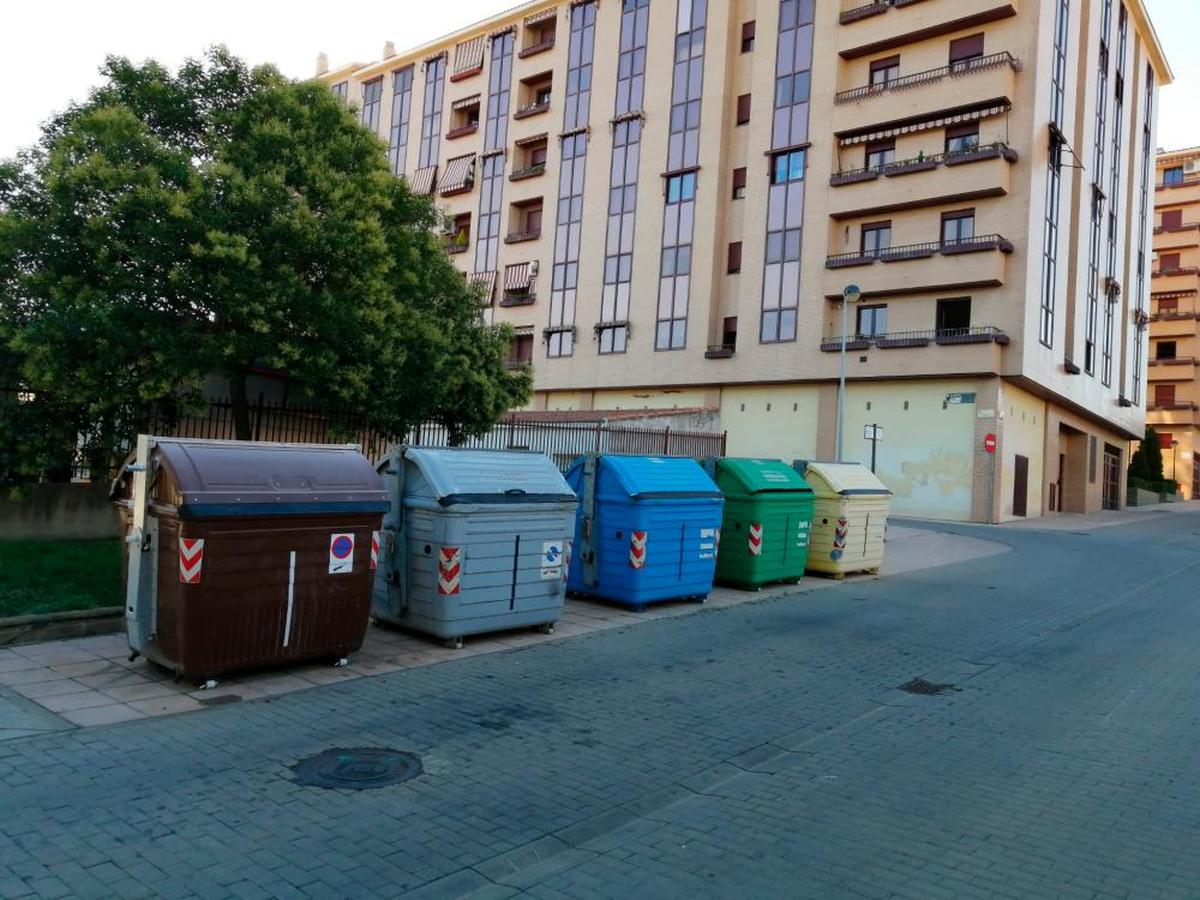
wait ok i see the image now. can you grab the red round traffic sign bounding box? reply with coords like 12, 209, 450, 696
983, 433, 997, 454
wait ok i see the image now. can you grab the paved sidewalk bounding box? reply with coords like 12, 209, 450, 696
0, 523, 1006, 736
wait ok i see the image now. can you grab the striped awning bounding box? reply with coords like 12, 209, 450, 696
453, 36, 486, 77
409, 165, 437, 196
440, 154, 476, 196
512, 324, 536, 335
452, 93, 481, 111
515, 132, 549, 147
468, 270, 497, 302
1152, 289, 1198, 299
839, 103, 1011, 147
525, 7, 558, 26
504, 262, 536, 293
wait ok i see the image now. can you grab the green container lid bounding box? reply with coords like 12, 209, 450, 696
713, 458, 813, 497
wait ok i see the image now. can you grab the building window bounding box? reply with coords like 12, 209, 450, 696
331, 81, 348, 102
945, 123, 980, 154
1159, 252, 1180, 272
1164, 167, 1185, 185
521, 11, 557, 56
948, 34, 985, 72
869, 56, 900, 87
599, 0, 650, 357
509, 333, 534, 365
736, 94, 751, 126
446, 212, 471, 252
547, 2, 598, 359
770, 149, 806, 184
1155, 384, 1176, 407
861, 221, 891, 256
1158, 297, 1179, 315
360, 77, 383, 134
732, 167, 747, 199
727, 241, 743, 274
474, 32, 515, 278
937, 298, 972, 335
865, 139, 895, 169
1156, 341, 1177, 360
941, 209, 975, 245
387, 67, 415, 176
761, 0, 814, 345
418, 56, 446, 170
1085, 0, 1112, 380
1040, 0, 1070, 349
509, 198, 543, 240
1102, 3, 1129, 387
722, 316, 738, 350
1161, 209, 1184, 230
741, 20, 756, 53
666, 172, 697, 202
857, 305, 887, 338
517, 72, 554, 116
1134, 61, 1156, 405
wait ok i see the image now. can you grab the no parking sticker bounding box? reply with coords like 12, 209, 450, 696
328, 533, 355, 574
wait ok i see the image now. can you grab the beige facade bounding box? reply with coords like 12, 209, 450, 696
1147, 146, 1200, 497
321, 0, 1170, 522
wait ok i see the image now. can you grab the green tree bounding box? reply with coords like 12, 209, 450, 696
1128, 425, 1164, 484
0, 47, 528, 475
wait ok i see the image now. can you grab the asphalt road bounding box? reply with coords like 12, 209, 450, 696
2, 510, 1199, 899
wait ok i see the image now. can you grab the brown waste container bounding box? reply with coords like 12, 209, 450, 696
113, 436, 388, 683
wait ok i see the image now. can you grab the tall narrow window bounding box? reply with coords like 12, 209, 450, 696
741, 21, 756, 53
1133, 62, 1155, 405
761, 0, 815, 345
1155, 384, 1175, 407
1039, 0, 1070, 348
655, 0, 708, 351
419, 57, 446, 168
736, 94, 751, 125
1102, 4, 1128, 387
360, 77, 383, 134
1084, 0, 1112, 376
387, 66, 414, 176
941, 209, 975, 245
731, 166, 747, 199
861, 222, 891, 256
474, 30, 515, 292
546, 1, 597, 358
948, 34, 985, 72
727, 241, 743, 274
856, 305, 887, 338
599, 0, 649, 358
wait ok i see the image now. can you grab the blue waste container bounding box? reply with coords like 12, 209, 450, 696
565, 455, 724, 610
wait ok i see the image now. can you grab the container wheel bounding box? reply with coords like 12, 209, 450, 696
444, 637, 464, 650
538, 622, 555, 635
696, 596, 708, 604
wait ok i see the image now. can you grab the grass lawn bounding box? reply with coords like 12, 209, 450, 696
0, 539, 123, 618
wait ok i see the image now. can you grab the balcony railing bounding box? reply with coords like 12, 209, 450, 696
704, 343, 736, 359
1148, 400, 1199, 411
825, 234, 1014, 269
504, 227, 542, 244
830, 143, 1018, 186
1150, 310, 1199, 322
835, 51, 1020, 105
839, 0, 930, 23
499, 292, 536, 307
446, 122, 479, 140
514, 99, 551, 120
819, 326, 1008, 352
1148, 356, 1198, 366
518, 38, 555, 59
1153, 222, 1200, 235
509, 163, 546, 182
1157, 176, 1200, 191
1152, 266, 1200, 278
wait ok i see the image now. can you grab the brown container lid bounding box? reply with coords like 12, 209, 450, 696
155, 439, 389, 518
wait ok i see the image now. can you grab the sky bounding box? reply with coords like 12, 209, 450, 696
0, 0, 1198, 160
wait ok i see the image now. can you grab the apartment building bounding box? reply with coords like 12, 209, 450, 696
1148, 147, 1200, 498
320, 0, 1170, 522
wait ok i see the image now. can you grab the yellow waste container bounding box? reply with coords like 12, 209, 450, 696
795, 461, 892, 579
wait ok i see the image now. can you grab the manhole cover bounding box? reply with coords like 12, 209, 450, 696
293, 748, 422, 790
898, 677, 957, 696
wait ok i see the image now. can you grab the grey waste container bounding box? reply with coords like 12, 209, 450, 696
373, 447, 579, 647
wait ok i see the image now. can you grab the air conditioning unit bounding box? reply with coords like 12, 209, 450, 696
1184, 159, 1200, 175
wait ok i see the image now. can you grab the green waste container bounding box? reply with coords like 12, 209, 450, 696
706, 458, 815, 590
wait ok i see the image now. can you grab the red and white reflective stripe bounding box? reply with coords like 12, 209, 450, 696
179, 538, 204, 584
629, 531, 647, 569
833, 517, 849, 550
437, 547, 462, 595
748, 523, 763, 556
370, 531, 380, 571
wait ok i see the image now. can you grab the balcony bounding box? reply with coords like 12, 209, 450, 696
509, 163, 546, 182
504, 228, 542, 244
1148, 400, 1200, 412
829, 144, 1017, 218
837, 1, 1016, 60
518, 38, 555, 59
822, 235, 1012, 298
514, 99, 550, 120
820, 326, 1009, 352
1148, 357, 1199, 382
704, 343, 736, 359
1154, 222, 1200, 236
499, 291, 537, 308
834, 52, 1020, 132
446, 123, 479, 140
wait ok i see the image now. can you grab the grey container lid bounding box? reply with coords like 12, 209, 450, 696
401, 447, 577, 506
154, 438, 389, 518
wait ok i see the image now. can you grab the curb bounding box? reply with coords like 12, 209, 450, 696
0, 607, 124, 648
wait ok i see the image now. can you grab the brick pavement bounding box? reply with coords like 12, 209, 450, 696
1, 512, 1198, 897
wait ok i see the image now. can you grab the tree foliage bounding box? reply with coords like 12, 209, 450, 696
1128, 425, 1165, 483
0, 47, 529, 478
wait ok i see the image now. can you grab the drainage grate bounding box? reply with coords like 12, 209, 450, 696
898, 677, 957, 696
293, 748, 423, 790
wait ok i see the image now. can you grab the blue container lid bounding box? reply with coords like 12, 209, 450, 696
568, 455, 723, 500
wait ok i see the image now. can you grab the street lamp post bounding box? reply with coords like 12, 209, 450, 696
1171, 439, 1179, 483
835, 284, 861, 462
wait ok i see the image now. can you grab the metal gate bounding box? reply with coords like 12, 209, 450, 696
1102, 446, 1121, 510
